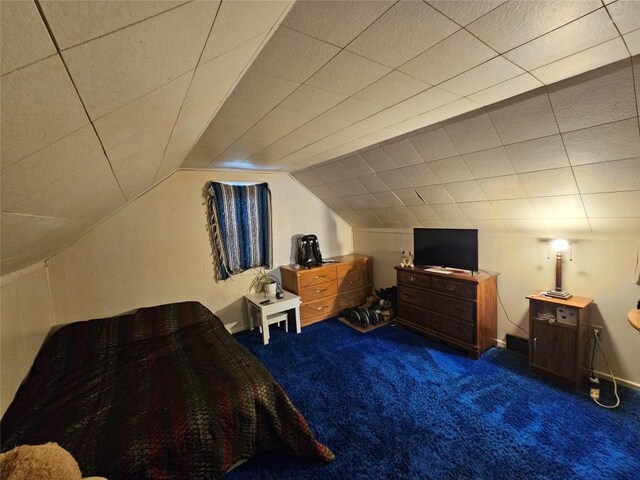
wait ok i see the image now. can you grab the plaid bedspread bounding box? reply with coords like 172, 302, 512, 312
1, 302, 334, 479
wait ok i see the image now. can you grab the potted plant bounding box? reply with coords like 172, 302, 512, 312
248, 267, 281, 297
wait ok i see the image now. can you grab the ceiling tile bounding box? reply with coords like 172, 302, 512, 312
582, 191, 640, 217
399, 29, 497, 85
399, 163, 439, 187
394, 188, 426, 206
339, 177, 368, 196
327, 180, 351, 197
1, 213, 82, 265
444, 180, 487, 202
200, 1, 287, 63
40, 0, 189, 50
416, 184, 455, 204
325, 160, 355, 181
501, 217, 590, 233
378, 169, 411, 190
469, 219, 506, 231
520, 167, 579, 197
468, 73, 543, 106
94, 72, 191, 150
282, 0, 393, 47
430, 203, 466, 220
346, 0, 459, 68
490, 198, 537, 219
487, 88, 558, 144
309, 184, 338, 200
341, 154, 375, 177
589, 217, 639, 233
355, 193, 385, 209
306, 50, 391, 96
548, 59, 636, 132
531, 37, 629, 86
463, 147, 516, 179
505, 135, 570, 173
248, 107, 315, 142
1, 0, 56, 75
562, 118, 640, 166
373, 191, 403, 207
504, 9, 619, 71
625, 29, 640, 56
428, 0, 506, 26
381, 139, 425, 168
62, 1, 217, 119
409, 127, 459, 161
439, 56, 524, 96
360, 147, 398, 172
530, 195, 586, 218
443, 111, 502, 154
1, 126, 102, 208
278, 84, 347, 116
304, 98, 382, 136
359, 173, 390, 193
457, 201, 499, 219
407, 205, 438, 220
250, 26, 340, 83
607, 0, 640, 34
428, 156, 474, 183
322, 197, 350, 211
466, 0, 601, 53
353, 71, 430, 108
390, 87, 461, 118
477, 174, 528, 200
415, 98, 481, 127
0, 55, 88, 167
419, 219, 446, 228
293, 170, 324, 188
573, 158, 640, 193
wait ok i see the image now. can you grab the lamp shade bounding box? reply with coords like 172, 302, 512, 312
551, 239, 569, 252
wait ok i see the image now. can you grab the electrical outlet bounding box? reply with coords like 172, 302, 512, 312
590, 377, 600, 401
591, 325, 603, 339
590, 387, 600, 401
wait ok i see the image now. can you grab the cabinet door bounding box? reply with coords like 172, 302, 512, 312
531, 320, 576, 382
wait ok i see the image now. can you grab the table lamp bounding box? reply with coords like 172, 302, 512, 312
545, 239, 572, 299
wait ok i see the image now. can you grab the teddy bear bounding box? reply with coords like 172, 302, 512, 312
0, 442, 106, 480
400, 251, 414, 268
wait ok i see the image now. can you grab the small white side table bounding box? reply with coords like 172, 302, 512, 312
245, 290, 301, 345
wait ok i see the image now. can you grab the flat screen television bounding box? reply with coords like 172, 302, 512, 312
413, 228, 478, 272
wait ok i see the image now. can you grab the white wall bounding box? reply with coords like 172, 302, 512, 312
46, 170, 353, 330
354, 229, 640, 387
0, 265, 54, 415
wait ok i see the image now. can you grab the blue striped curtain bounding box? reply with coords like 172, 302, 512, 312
206, 182, 272, 280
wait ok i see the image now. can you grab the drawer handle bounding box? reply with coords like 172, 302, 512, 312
315, 288, 327, 293
454, 306, 466, 312
316, 306, 324, 310
314, 275, 325, 279
534, 337, 537, 350
447, 285, 457, 291
403, 293, 413, 298
409, 276, 416, 282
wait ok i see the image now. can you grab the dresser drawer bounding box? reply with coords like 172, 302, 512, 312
298, 266, 337, 287
337, 287, 368, 312
398, 285, 475, 323
301, 296, 337, 319
337, 265, 366, 291
397, 303, 476, 344
397, 270, 431, 289
300, 281, 337, 301
430, 277, 476, 300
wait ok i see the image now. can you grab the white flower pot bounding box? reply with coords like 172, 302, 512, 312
265, 283, 277, 298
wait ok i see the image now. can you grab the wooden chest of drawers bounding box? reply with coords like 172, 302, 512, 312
281, 255, 371, 326
395, 267, 497, 359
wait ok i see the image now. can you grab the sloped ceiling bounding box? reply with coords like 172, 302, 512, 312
1, 0, 639, 275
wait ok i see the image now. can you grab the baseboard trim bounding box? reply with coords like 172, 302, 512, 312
495, 342, 640, 392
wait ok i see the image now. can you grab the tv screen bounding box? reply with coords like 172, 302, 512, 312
413, 228, 478, 272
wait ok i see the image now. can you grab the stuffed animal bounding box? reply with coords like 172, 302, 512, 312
0, 442, 106, 480
400, 251, 414, 268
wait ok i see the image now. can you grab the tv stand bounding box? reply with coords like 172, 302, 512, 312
395, 266, 497, 359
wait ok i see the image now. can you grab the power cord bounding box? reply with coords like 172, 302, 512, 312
589, 329, 620, 409
480, 269, 529, 336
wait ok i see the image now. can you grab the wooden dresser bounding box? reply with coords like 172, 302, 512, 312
395, 266, 497, 359
281, 255, 372, 326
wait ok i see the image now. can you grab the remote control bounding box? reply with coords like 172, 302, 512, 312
260, 300, 272, 305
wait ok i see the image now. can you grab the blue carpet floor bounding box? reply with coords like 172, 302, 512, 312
229, 319, 640, 479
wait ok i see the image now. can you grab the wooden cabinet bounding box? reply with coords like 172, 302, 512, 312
281, 255, 371, 326
395, 267, 497, 359
527, 294, 593, 387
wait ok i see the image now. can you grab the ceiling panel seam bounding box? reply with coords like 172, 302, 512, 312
152, 0, 223, 182
33, 0, 127, 200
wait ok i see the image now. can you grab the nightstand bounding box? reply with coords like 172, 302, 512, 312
245, 290, 301, 345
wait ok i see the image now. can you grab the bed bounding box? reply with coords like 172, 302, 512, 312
1, 301, 334, 479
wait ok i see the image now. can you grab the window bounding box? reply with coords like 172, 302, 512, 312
206, 181, 272, 280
